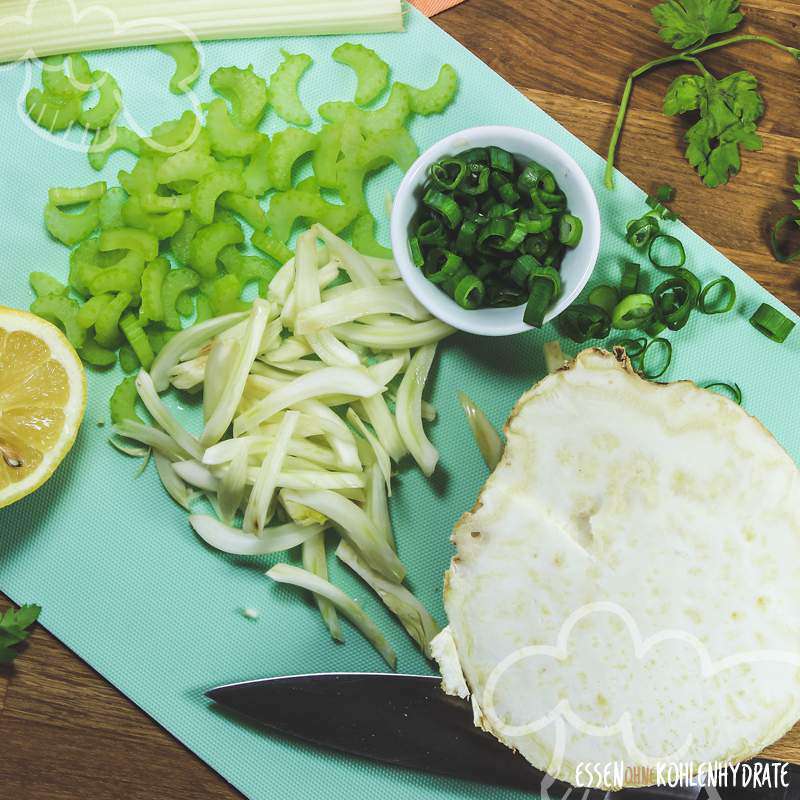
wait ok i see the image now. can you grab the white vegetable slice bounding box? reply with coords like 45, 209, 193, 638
357, 395, 406, 463
267, 563, 396, 669
169, 355, 208, 391
272, 470, 365, 491
234, 367, 384, 435
293, 230, 359, 367
263, 336, 313, 363
364, 462, 394, 551
154, 452, 197, 511
173, 460, 219, 492
202, 299, 271, 446
281, 489, 404, 584
296, 400, 361, 472
395, 344, 438, 476
294, 285, 429, 335
365, 256, 400, 281
135, 370, 204, 460
204, 338, 239, 424
218, 441, 248, 524
336, 540, 440, 657
243, 410, 298, 534
150, 311, 248, 392
113, 421, 186, 461
458, 392, 503, 471
191, 515, 324, 555
346, 408, 391, 493
302, 531, 343, 641
334, 319, 454, 350
312, 224, 379, 288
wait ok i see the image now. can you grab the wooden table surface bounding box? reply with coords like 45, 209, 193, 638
3, 1, 800, 797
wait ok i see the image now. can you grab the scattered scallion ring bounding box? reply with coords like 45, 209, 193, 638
698, 277, 736, 315
626, 215, 660, 249
558, 304, 611, 343
649, 234, 686, 271
587, 285, 618, 317
749, 303, 795, 343
616, 337, 647, 359
620, 261, 640, 297
703, 382, 742, 405
611, 293, 654, 330
640, 337, 672, 380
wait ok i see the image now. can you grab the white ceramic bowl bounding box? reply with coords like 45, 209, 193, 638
390, 126, 601, 336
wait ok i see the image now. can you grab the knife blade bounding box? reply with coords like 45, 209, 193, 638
206, 672, 702, 799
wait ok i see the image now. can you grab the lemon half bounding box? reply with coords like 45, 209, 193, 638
0, 306, 86, 509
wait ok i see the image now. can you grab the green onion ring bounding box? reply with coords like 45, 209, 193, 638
558, 303, 611, 343
620, 261, 640, 297
616, 337, 647, 359
587, 285, 619, 317
454, 274, 484, 309
422, 188, 462, 228
611, 292, 655, 330
428, 157, 467, 191
749, 303, 796, 343
649, 234, 686, 271
626, 215, 660, 249
559, 213, 583, 247
698, 276, 736, 315
703, 382, 742, 405
769, 214, 800, 263
640, 337, 672, 380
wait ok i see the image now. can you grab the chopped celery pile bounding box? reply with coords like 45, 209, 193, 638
114, 226, 454, 665
26, 41, 458, 372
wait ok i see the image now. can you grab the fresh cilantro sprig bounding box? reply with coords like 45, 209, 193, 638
0, 604, 41, 663
605, 0, 800, 189
652, 0, 743, 49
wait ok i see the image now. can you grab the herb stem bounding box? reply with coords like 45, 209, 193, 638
692, 34, 800, 60
604, 32, 800, 189
604, 53, 699, 189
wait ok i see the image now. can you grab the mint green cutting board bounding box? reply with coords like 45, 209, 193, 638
1, 7, 799, 799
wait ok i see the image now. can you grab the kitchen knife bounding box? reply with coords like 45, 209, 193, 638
206, 672, 706, 799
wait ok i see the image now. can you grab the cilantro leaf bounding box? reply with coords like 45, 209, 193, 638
663, 69, 763, 187
0, 603, 41, 663
652, 0, 744, 50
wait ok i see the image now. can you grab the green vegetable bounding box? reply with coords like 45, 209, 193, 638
268, 51, 313, 126
352, 213, 393, 259
267, 128, 319, 191
95, 291, 132, 347
749, 303, 795, 343
25, 88, 80, 131
98, 187, 128, 230
120, 313, 155, 369
78, 70, 122, 130
604, 1, 799, 189
663, 69, 763, 188
30, 294, 86, 348
30, 271, 67, 298
0, 604, 42, 664
698, 276, 736, 314
210, 64, 268, 128
399, 64, 458, 115
559, 303, 611, 343
703, 381, 742, 404
410, 148, 578, 317
333, 43, 389, 106
44, 200, 99, 246
192, 169, 247, 225
204, 98, 264, 158
639, 336, 673, 379
652, 0, 743, 50
88, 126, 141, 170
109, 376, 144, 425
162, 268, 201, 330
189, 221, 244, 277
156, 42, 201, 94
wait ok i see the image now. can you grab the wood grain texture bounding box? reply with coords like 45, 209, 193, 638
2, 1, 799, 796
